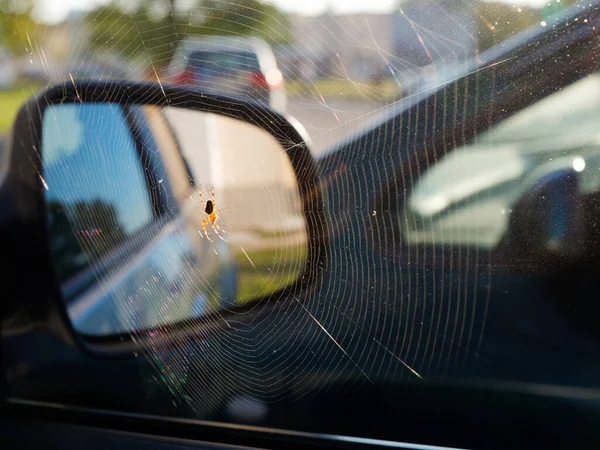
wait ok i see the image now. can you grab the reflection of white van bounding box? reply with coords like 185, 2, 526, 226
0, 47, 16, 89
167, 36, 286, 113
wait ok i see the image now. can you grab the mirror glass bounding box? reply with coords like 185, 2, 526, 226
41, 102, 307, 336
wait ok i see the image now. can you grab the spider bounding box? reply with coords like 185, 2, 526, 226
198, 185, 227, 242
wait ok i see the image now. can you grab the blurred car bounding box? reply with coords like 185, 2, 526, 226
167, 36, 286, 113
407, 71, 600, 250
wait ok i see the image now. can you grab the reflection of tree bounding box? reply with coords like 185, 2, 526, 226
85, 0, 291, 72
48, 200, 83, 281
47, 199, 125, 281
0, 1, 39, 56
72, 199, 125, 257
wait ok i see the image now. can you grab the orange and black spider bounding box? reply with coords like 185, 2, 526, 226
198, 185, 227, 242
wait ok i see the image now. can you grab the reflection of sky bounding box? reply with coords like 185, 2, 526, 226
43, 103, 153, 234
43, 106, 83, 166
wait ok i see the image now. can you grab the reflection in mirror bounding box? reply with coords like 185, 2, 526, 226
42, 102, 307, 336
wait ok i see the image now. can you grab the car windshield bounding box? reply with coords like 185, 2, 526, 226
3, 1, 600, 448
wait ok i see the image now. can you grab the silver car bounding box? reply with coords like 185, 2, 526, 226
168, 36, 286, 113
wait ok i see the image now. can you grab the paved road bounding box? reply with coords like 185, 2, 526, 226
287, 96, 387, 156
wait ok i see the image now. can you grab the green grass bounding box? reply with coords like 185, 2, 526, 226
286, 77, 401, 102
0, 83, 43, 134
234, 244, 307, 304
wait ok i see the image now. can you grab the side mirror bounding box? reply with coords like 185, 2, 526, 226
505, 168, 585, 262
1, 81, 325, 355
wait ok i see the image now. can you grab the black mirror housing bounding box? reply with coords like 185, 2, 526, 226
0, 81, 326, 357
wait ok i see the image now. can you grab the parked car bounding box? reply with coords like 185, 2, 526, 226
167, 36, 286, 113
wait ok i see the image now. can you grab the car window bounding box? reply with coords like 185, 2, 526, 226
406, 72, 600, 247
42, 103, 154, 282
187, 51, 261, 74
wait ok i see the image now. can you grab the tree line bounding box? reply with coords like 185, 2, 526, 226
0, 0, 580, 71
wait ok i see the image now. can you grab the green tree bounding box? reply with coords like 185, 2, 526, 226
182, 0, 290, 44
85, 0, 290, 71
85, 3, 177, 70
0, 0, 40, 55
48, 198, 126, 281
473, 1, 541, 53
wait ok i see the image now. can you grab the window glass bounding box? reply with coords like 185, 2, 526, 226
406, 73, 600, 247
187, 51, 261, 74
43, 103, 154, 282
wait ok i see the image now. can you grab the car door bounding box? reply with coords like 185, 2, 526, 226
318, 10, 600, 385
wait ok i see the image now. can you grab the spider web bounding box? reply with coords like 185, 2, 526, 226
9, 0, 599, 435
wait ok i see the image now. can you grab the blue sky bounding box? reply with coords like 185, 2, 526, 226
35, 0, 551, 24
43, 103, 153, 234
